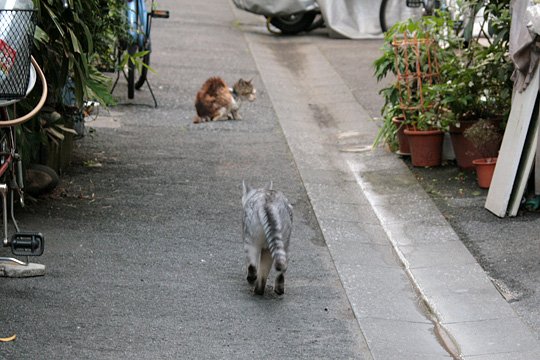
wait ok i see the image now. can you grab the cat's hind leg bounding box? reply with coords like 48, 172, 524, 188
274, 272, 285, 295
245, 243, 259, 285
255, 249, 272, 295
230, 109, 242, 120
211, 107, 229, 121
247, 264, 257, 284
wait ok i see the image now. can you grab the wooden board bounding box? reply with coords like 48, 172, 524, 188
507, 105, 539, 216
536, 126, 540, 195
485, 65, 540, 217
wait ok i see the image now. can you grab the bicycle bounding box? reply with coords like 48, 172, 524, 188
380, 0, 441, 33
0, 8, 48, 272
111, 0, 169, 107
380, 1, 483, 46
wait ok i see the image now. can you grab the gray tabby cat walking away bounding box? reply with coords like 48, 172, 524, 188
242, 181, 293, 295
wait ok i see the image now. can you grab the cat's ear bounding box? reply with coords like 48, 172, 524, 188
242, 180, 252, 195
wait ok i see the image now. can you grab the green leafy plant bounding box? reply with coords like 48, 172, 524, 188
15, 0, 127, 169
374, 0, 513, 149
439, 0, 512, 125
407, 83, 456, 131
373, 13, 458, 146
438, 43, 512, 124
39, 109, 78, 145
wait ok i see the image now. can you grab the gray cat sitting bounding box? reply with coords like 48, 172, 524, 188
242, 181, 293, 295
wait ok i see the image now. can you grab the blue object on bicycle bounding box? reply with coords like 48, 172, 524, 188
127, 0, 148, 48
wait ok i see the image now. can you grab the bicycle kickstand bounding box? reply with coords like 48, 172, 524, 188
110, 70, 121, 95
0, 183, 24, 266
145, 78, 158, 108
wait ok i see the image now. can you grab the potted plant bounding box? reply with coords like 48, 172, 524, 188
392, 18, 454, 167
464, 119, 503, 188
441, 0, 512, 168
402, 85, 454, 167
444, 43, 512, 168
373, 27, 408, 154
372, 17, 438, 154
373, 14, 455, 162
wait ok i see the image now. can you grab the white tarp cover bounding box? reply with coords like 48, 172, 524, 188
232, 0, 417, 38
231, 0, 318, 17
318, 0, 419, 38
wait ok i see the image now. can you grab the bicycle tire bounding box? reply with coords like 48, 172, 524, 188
424, 0, 443, 16
380, 0, 396, 33
134, 41, 150, 90
127, 44, 136, 99
0, 127, 10, 171
380, 0, 423, 33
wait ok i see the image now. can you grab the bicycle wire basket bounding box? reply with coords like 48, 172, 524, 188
0, 9, 36, 100
406, 0, 423, 8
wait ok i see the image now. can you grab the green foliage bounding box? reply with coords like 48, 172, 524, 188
30, 0, 124, 107
373, 13, 459, 145
439, 42, 513, 122
37, 108, 78, 145
440, 0, 512, 123
91, 0, 128, 72
373, 0, 513, 147
413, 83, 456, 131
15, 0, 127, 168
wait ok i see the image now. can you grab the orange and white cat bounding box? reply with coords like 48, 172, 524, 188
193, 77, 256, 123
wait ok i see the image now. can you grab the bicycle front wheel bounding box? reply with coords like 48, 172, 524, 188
127, 44, 137, 99
134, 40, 150, 90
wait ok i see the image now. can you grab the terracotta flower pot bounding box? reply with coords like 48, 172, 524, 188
450, 120, 501, 169
392, 116, 410, 156
449, 121, 482, 169
403, 129, 444, 167
472, 157, 497, 189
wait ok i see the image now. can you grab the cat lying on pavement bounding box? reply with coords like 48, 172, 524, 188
193, 77, 256, 123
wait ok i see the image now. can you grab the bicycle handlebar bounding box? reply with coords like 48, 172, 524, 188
0, 56, 48, 128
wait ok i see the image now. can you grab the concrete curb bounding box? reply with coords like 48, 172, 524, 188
233, 10, 540, 358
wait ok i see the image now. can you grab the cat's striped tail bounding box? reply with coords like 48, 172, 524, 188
259, 205, 287, 272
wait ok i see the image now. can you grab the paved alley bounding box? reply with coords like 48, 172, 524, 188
1, 1, 540, 359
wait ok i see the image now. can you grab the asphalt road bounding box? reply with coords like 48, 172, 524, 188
2, 0, 539, 358
0, 1, 370, 358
